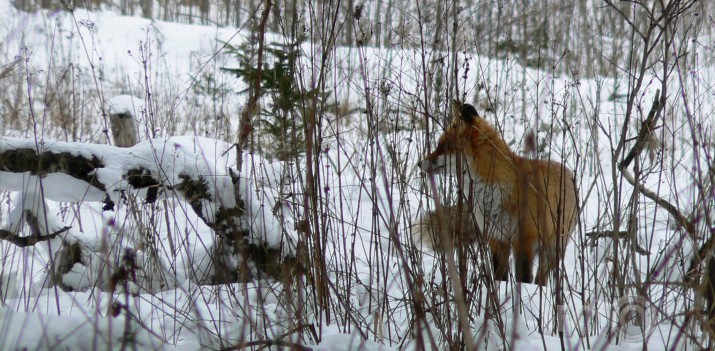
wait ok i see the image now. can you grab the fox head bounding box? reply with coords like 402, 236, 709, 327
417, 100, 483, 174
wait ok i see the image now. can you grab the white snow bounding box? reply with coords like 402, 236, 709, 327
0, 0, 712, 350
107, 95, 145, 116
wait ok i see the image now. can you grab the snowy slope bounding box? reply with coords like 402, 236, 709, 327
1, 1, 713, 350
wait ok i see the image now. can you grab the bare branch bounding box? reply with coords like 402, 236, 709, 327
0, 225, 70, 247
620, 89, 664, 169
617, 91, 695, 236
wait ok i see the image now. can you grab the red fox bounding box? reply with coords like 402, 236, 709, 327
413, 100, 577, 285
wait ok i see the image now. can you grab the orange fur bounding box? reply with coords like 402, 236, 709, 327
414, 100, 577, 285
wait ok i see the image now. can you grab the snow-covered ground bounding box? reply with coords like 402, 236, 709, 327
1, 1, 714, 350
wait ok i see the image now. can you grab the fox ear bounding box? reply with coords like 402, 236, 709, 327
460, 104, 478, 122
451, 99, 479, 123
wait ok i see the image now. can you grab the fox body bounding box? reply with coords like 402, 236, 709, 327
414, 101, 577, 285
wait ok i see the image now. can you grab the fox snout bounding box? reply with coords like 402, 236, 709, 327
418, 154, 447, 174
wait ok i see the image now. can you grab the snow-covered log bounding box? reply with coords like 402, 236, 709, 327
0, 136, 240, 234
0, 136, 298, 286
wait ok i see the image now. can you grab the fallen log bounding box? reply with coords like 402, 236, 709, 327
0, 136, 297, 286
